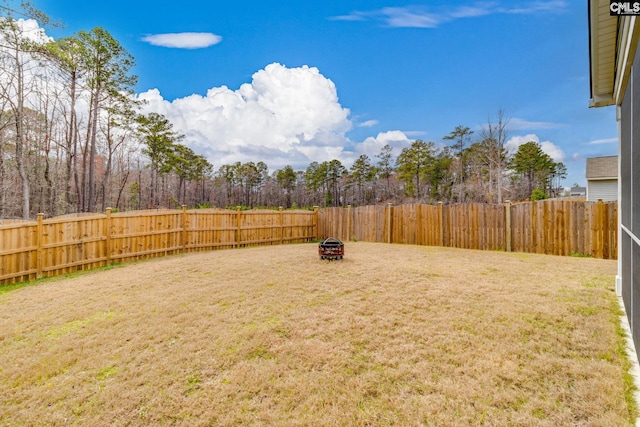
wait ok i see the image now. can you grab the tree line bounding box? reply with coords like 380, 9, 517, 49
0, 4, 566, 219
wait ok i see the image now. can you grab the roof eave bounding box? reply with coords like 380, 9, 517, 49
589, 1, 640, 108
589, 94, 616, 108
588, 0, 619, 108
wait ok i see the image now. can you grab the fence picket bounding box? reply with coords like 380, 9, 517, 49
0, 201, 618, 287
317, 200, 617, 260
0, 208, 317, 286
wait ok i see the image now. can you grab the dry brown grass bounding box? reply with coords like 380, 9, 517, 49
0, 242, 633, 426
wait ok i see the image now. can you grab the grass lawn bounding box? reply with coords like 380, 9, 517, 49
0, 242, 635, 426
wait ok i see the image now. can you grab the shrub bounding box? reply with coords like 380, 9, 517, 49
531, 188, 549, 201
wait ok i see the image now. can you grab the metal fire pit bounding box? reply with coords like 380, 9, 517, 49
318, 237, 344, 260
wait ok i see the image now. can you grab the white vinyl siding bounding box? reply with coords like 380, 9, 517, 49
586, 179, 618, 201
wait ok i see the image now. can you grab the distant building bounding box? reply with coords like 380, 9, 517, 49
569, 185, 586, 198
586, 155, 618, 201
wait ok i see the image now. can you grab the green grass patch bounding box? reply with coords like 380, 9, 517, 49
96, 366, 118, 381
0, 262, 127, 297
46, 311, 118, 340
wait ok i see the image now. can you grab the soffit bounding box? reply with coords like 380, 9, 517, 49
589, 0, 619, 107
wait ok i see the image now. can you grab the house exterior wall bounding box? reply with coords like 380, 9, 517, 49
586, 179, 618, 201
589, 1, 639, 362
619, 40, 640, 352
569, 186, 586, 198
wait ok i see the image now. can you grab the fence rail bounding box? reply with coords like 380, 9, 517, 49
0, 207, 318, 286
318, 200, 618, 259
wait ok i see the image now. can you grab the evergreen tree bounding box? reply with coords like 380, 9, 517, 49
275, 165, 297, 208
508, 141, 557, 200
136, 112, 183, 207
376, 144, 394, 199
350, 154, 377, 205
77, 27, 137, 212
443, 125, 473, 202
395, 140, 435, 199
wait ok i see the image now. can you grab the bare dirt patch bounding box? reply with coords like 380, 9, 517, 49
0, 242, 632, 426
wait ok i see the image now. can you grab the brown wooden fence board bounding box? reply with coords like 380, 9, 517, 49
0, 201, 618, 287
0, 208, 318, 286
109, 211, 183, 264
318, 200, 617, 260
353, 205, 383, 243
0, 223, 38, 284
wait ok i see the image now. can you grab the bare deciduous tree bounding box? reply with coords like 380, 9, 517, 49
479, 110, 509, 203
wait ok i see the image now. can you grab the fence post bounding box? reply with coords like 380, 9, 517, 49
416, 204, 423, 246
279, 206, 284, 245
105, 208, 112, 264
181, 205, 187, 253
387, 203, 392, 244
505, 201, 512, 253
313, 206, 319, 241
347, 205, 351, 241
596, 199, 604, 258
438, 202, 444, 247
236, 206, 242, 248
532, 202, 537, 253
36, 213, 43, 279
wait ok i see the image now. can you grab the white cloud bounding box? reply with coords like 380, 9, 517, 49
1, 20, 396, 172
403, 130, 427, 137
358, 120, 379, 128
381, 7, 441, 28
331, 2, 567, 28
503, 1, 567, 14
450, 6, 493, 19
506, 134, 565, 162
586, 137, 617, 145
330, 12, 368, 22
539, 141, 565, 163
509, 117, 563, 130
141, 32, 222, 49
138, 63, 353, 170
0, 18, 56, 110
358, 131, 412, 158
0, 18, 52, 43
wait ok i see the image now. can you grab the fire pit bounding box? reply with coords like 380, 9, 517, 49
318, 237, 344, 260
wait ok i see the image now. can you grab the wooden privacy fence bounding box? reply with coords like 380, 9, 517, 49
318, 200, 618, 259
0, 200, 617, 286
0, 207, 318, 286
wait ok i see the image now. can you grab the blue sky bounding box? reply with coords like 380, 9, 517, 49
25, 0, 617, 186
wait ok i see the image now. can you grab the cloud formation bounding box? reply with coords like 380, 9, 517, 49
359, 131, 413, 159
138, 63, 356, 170
586, 137, 617, 145
506, 133, 565, 162
0, 18, 51, 43
358, 120, 379, 128
141, 32, 222, 49
331, 1, 567, 28
509, 117, 563, 131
